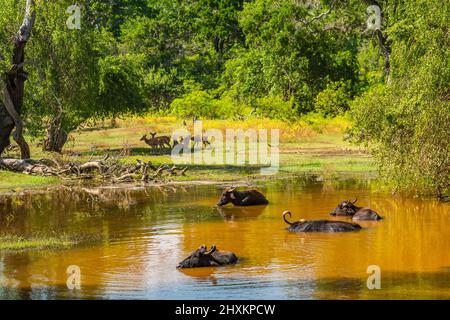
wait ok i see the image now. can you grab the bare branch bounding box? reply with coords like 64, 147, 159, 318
296, 0, 336, 28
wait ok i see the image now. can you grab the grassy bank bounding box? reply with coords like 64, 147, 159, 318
0, 171, 59, 191
0, 234, 75, 250
0, 115, 374, 192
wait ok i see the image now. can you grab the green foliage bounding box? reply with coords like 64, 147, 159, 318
191, 0, 245, 54
171, 90, 219, 119
24, 0, 106, 135
0, 0, 447, 198
315, 81, 352, 117
222, 0, 365, 113
98, 54, 147, 116
86, 0, 152, 35
0, 0, 22, 72
356, 40, 384, 89
351, 0, 450, 198
170, 88, 252, 120
254, 96, 297, 122
5, 1, 148, 139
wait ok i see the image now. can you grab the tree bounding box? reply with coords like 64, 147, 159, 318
222, 0, 366, 114
24, 1, 148, 152
22, 1, 108, 152
351, 0, 450, 198
0, 0, 36, 159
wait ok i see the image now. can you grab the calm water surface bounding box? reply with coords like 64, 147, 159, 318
0, 177, 449, 299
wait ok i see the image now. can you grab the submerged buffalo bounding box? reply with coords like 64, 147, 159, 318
283, 211, 362, 233
177, 245, 238, 269
217, 187, 269, 206
329, 198, 383, 221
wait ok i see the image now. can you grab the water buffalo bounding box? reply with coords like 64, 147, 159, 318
177, 245, 238, 269
329, 198, 383, 221
217, 187, 269, 206
283, 211, 362, 233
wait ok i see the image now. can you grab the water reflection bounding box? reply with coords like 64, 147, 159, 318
0, 176, 449, 299
215, 205, 267, 221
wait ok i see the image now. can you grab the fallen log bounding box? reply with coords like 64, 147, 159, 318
0, 157, 188, 184
0, 158, 55, 175
78, 161, 105, 174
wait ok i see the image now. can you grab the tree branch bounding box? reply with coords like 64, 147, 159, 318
297, 0, 336, 28
375, 29, 390, 77
306, 0, 336, 25
17, 0, 36, 43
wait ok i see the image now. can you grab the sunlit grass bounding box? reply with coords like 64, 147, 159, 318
0, 171, 59, 191
1, 115, 374, 190
0, 234, 75, 250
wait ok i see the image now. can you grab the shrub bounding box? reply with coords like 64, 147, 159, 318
170, 90, 218, 119
315, 81, 352, 117
254, 96, 297, 122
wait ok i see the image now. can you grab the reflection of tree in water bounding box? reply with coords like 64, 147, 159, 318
0, 251, 67, 300
0, 177, 449, 299
310, 270, 450, 299
0, 187, 161, 236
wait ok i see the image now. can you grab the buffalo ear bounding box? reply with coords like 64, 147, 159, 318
230, 192, 236, 200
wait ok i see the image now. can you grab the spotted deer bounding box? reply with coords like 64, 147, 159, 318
149, 132, 172, 149
140, 134, 159, 150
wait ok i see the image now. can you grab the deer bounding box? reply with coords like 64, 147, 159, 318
190, 133, 210, 148
149, 132, 172, 149
140, 134, 159, 150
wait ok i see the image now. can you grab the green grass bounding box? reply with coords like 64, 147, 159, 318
280, 154, 374, 173
0, 234, 75, 250
0, 116, 376, 191
0, 171, 59, 191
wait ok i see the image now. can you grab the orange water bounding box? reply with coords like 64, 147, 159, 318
0, 177, 449, 299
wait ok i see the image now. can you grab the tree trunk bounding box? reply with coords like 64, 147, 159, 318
43, 126, 68, 153
363, 0, 391, 78
43, 102, 68, 153
111, 115, 117, 128
0, 0, 36, 159
375, 29, 390, 78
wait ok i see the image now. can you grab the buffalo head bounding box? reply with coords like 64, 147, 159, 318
177, 245, 217, 268
330, 198, 360, 216
177, 244, 238, 269
217, 187, 237, 206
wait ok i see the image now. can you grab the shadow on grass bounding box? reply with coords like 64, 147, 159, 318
73, 147, 173, 157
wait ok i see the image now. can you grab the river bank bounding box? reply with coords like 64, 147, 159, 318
0, 116, 374, 194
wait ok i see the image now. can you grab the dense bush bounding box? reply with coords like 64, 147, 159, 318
315, 81, 352, 117
254, 96, 297, 122
351, 0, 450, 198
170, 90, 251, 120
171, 90, 219, 119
